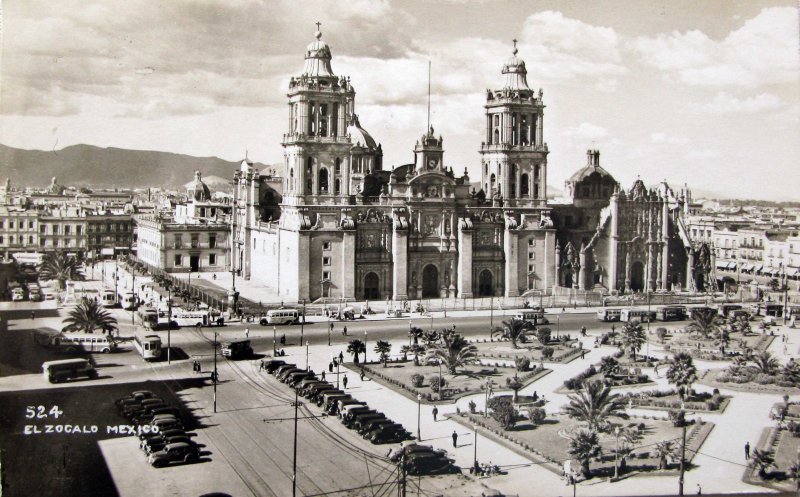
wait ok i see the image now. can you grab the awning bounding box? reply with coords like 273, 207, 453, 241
727, 262, 737, 270
762, 266, 776, 275
742, 263, 754, 271
754, 265, 764, 273
786, 267, 798, 277
715, 261, 727, 269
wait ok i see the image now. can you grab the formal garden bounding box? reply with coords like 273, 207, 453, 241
457, 380, 713, 481
701, 352, 800, 393
471, 319, 584, 364
662, 309, 776, 360
350, 325, 551, 402
744, 398, 800, 492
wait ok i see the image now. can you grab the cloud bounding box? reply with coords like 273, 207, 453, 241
691, 92, 785, 114
560, 122, 609, 141
650, 132, 689, 145
632, 7, 798, 88
685, 149, 721, 160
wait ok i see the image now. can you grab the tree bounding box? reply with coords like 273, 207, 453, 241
408, 326, 425, 345
687, 308, 721, 339
787, 463, 800, 492
39, 252, 84, 291
750, 448, 774, 479
654, 440, 678, 470
506, 375, 524, 403
535, 327, 552, 346
62, 297, 118, 335
599, 356, 620, 378
568, 429, 602, 478
782, 360, 800, 385
563, 380, 627, 432
374, 340, 391, 367
621, 320, 646, 360
399, 345, 410, 361
408, 344, 426, 366
487, 396, 516, 430
615, 426, 644, 473
347, 339, 366, 365
751, 350, 779, 375
491, 318, 535, 349
665, 352, 698, 400
424, 331, 478, 374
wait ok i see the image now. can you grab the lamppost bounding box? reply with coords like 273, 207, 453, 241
489, 296, 495, 334
213, 332, 218, 413
473, 425, 479, 470
613, 426, 621, 479
273, 326, 277, 356
782, 266, 789, 323
131, 265, 136, 327
166, 283, 173, 364
646, 290, 651, 359
336, 359, 341, 389
301, 299, 307, 344
416, 393, 422, 441
305, 341, 310, 372
364, 331, 368, 364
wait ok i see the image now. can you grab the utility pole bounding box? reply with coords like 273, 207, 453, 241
273, 326, 277, 355
489, 296, 494, 334
398, 452, 407, 497
167, 285, 172, 364
678, 412, 687, 496
292, 389, 301, 497
131, 265, 136, 327
213, 332, 218, 413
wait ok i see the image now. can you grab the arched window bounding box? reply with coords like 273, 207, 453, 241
307, 157, 314, 173
490, 173, 496, 194
318, 168, 329, 194
520, 174, 529, 197
335, 158, 341, 175
493, 129, 500, 144
289, 168, 294, 192
498, 164, 502, 176
334, 178, 340, 194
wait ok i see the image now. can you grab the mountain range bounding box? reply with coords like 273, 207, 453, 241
0, 143, 270, 191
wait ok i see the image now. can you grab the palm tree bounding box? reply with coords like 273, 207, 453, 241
491, 318, 534, 349
750, 448, 774, 479
408, 326, 425, 345
424, 332, 478, 374
782, 360, 800, 385
654, 440, 677, 470
751, 350, 779, 375
665, 352, 698, 400
599, 356, 620, 378
400, 345, 410, 361
562, 380, 627, 431
347, 339, 366, 365
568, 429, 602, 478
408, 344, 425, 366
621, 320, 646, 360
62, 297, 118, 334
374, 340, 391, 367
687, 308, 721, 339
39, 252, 84, 291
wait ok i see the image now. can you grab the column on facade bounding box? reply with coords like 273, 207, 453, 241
296, 152, 306, 198
686, 249, 695, 291
504, 223, 519, 297
391, 217, 409, 300
607, 196, 619, 292
457, 218, 473, 298
578, 247, 587, 291
656, 250, 663, 290
341, 229, 356, 299
645, 243, 654, 292
536, 111, 544, 148
514, 165, 521, 201
624, 247, 632, 291
661, 205, 670, 288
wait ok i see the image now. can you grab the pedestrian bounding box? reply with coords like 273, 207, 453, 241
654, 362, 660, 376
432, 406, 438, 421
343, 326, 348, 336
329, 361, 334, 373
193, 360, 200, 373
339, 351, 344, 364
342, 374, 348, 389
581, 350, 585, 359
696, 483, 702, 495
30, 311, 35, 320
321, 370, 326, 381
259, 360, 265, 372
745, 441, 750, 460
360, 369, 365, 381
280, 334, 286, 345
212, 273, 216, 280
244, 327, 250, 338
452, 430, 458, 448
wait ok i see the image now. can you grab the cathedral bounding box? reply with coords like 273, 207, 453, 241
232, 29, 707, 302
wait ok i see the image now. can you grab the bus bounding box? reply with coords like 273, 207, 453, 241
515, 308, 549, 324
596, 308, 622, 322
100, 289, 118, 307
220, 339, 253, 359
9, 282, 25, 301
172, 310, 210, 328
51, 333, 118, 354
27, 283, 42, 302
619, 309, 656, 323
689, 306, 718, 320
134, 334, 162, 361
138, 308, 159, 329
262, 309, 299, 325
719, 304, 743, 317
42, 358, 97, 383
656, 305, 687, 321
758, 304, 783, 318
120, 291, 136, 310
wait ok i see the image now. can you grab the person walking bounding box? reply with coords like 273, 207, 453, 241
342, 374, 348, 389
580, 350, 585, 360
321, 370, 326, 381
30, 311, 35, 320
259, 360, 265, 372
193, 360, 200, 373
329, 361, 334, 373
432, 406, 438, 421
343, 326, 348, 336
244, 327, 250, 338
745, 441, 751, 460
360, 369, 365, 381
339, 351, 344, 364
452, 430, 458, 448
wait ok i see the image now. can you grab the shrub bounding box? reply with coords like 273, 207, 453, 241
468, 400, 477, 414
410, 374, 424, 388
541, 347, 555, 359
515, 356, 531, 372
488, 397, 516, 430
528, 407, 547, 425
429, 375, 447, 393
668, 409, 686, 427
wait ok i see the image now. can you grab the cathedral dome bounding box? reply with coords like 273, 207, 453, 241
501, 41, 531, 91
186, 170, 212, 201
302, 30, 335, 77
347, 115, 377, 149
567, 150, 616, 183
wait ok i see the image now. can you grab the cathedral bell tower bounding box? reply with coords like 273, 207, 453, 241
413, 126, 444, 174
479, 40, 548, 207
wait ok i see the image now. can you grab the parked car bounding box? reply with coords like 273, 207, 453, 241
367, 425, 411, 444
274, 364, 300, 377
285, 371, 315, 386
143, 435, 194, 455
340, 404, 372, 420
277, 367, 304, 381
264, 359, 287, 373
357, 418, 395, 435
344, 410, 381, 429
147, 442, 200, 467
140, 428, 186, 443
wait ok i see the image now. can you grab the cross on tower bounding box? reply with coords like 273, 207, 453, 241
315, 21, 322, 31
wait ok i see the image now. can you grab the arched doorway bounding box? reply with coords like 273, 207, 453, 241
478, 269, 493, 297
631, 261, 645, 292
422, 265, 439, 298
563, 271, 573, 288
363, 272, 380, 300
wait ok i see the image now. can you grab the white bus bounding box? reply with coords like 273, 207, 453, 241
120, 291, 136, 310
172, 310, 210, 328
619, 309, 656, 323
134, 334, 162, 361
100, 289, 118, 307
597, 308, 622, 322
51, 333, 118, 354
262, 309, 299, 325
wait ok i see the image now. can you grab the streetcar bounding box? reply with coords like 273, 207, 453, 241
134, 334, 162, 361
100, 288, 118, 307
120, 291, 137, 310
596, 308, 622, 322
655, 305, 687, 321
619, 309, 656, 323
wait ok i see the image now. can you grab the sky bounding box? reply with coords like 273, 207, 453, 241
1, 0, 798, 200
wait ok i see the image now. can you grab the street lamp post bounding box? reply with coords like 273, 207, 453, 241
613, 426, 621, 479
167, 285, 172, 364
364, 331, 368, 364
646, 291, 651, 359
131, 266, 136, 327
336, 359, 340, 389
416, 394, 422, 441
489, 296, 494, 333
213, 332, 218, 413
473, 426, 478, 470
305, 341, 310, 372
273, 326, 277, 355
